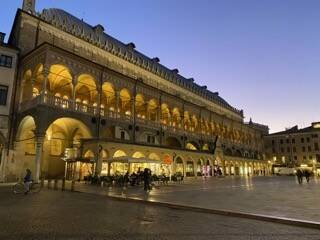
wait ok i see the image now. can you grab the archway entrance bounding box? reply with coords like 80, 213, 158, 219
45, 118, 92, 178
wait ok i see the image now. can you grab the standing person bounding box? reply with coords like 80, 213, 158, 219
143, 168, 151, 191
296, 168, 303, 184
24, 169, 32, 194
304, 170, 311, 183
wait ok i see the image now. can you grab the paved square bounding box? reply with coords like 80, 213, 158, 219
74, 176, 320, 223
0, 186, 320, 239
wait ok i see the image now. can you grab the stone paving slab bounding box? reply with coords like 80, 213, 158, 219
0, 187, 320, 239
70, 176, 320, 224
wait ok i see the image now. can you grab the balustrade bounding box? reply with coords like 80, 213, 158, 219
20, 93, 219, 142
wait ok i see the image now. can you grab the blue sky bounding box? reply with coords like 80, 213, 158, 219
2, 0, 320, 133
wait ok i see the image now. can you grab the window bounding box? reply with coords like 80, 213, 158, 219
272, 148, 276, 153
120, 131, 125, 140
309, 155, 313, 160
0, 85, 8, 105
280, 139, 283, 144
271, 140, 275, 145
312, 134, 318, 138
302, 146, 306, 152
307, 137, 310, 143
317, 154, 320, 162
281, 147, 284, 153
286, 139, 289, 144
314, 142, 319, 151
301, 138, 304, 143
293, 147, 296, 152
292, 139, 295, 143
287, 147, 290, 153
0, 55, 12, 68
308, 146, 311, 152
303, 156, 306, 160
147, 135, 155, 144
294, 156, 297, 160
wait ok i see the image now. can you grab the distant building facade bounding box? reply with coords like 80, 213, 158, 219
0, 33, 18, 181
1, 0, 269, 181
265, 122, 320, 173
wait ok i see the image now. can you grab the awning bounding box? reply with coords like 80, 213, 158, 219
106, 156, 161, 164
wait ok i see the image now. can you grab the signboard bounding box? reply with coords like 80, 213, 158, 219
163, 156, 173, 165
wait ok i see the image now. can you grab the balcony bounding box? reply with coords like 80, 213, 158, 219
19, 93, 216, 142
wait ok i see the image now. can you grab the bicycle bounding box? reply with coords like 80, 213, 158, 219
13, 181, 42, 194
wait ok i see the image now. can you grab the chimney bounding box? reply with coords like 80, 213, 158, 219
0, 32, 5, 44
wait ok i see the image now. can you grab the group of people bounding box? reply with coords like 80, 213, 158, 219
296, 168, 311, 184
213, 166, 223, 177
123, 168, 153, 191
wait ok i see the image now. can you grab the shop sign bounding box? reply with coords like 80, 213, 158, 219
163, 156, 173, 165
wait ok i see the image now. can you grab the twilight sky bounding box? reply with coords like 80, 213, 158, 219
2, 0, 320, 133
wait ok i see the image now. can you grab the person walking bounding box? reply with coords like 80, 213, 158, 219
24, 169, 32, 194
296, 168, 303, 184
143, 168, 150, 191
304, 170, 311, 183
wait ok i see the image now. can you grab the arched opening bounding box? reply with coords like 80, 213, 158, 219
184, 111, 191, 131
21, 70, 33, 102
185, 142, 198, 151
186, 160, 194, 177
75, 74, 98, 113
45, 117, 92, 179
161, 103, 170, 125
165, 137, 181, 148
191, 115, 198, 132
111, 150, 128, 175
172, 108, 181, 128
175, 156, 184, 175
135, 94, 146, 119
101, 82, 116, 116
132, 151, 145, 159
83, 150, 94, 159
113, 150, 127, 158
33, 64, 45, 96
119, 88, 131, 117
196, 159, 203, 176
48, 64, 73, 100
202, 144, 209, 151
14, 116, 37, 179
147, 99, 158, 121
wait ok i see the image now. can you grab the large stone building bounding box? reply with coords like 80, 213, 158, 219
1, 0, 269, 182
265, 122, 320, 174
0, 33, 18, 182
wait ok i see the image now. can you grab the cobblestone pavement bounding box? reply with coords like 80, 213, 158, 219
0, 187, 320, 240
73, 176, 320, 223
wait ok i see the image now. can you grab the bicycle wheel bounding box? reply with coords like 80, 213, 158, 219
30, 183, 42, 193
13, 183, 25, 194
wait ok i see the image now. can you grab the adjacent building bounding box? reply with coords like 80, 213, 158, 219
0, 33, 18, 182
265, 122, 320, 174
1, 0, 269, 181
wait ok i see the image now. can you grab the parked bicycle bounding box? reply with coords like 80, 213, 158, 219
13, 181, 42, 194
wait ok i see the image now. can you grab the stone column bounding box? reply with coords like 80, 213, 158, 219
42, 68, 49, 103
116, 91, 120, 117
95, 152, 103, 176
35, 134, 45, 182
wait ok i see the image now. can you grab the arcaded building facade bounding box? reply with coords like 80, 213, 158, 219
265, 122, 320, 173
3, 0, 269, 181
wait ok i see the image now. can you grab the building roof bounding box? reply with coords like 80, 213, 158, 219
38, 8, 243, 116
268, 123, 320, 137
